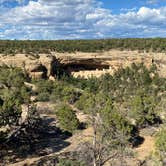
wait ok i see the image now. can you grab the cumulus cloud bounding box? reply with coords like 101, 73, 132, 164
0, 0, 165, 39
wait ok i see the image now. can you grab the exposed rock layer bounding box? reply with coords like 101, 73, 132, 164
0, 50, 166, 79
0, 54, 55, 79
55, 50, 166, 78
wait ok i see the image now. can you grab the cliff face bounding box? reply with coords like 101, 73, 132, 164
0, 50, 166, 79
0, 54, 55, 79
55, 50, 166, 78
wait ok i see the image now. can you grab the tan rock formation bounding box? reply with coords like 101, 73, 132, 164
55, 50, 166, 78
0, 54, 55, 79
0, 50, 166, 79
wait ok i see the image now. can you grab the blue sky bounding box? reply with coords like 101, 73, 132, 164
102, 0, 166, 11
0, 0, 165, 39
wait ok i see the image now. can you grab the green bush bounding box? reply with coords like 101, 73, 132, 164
55, 105, 80, 133
99, 100, 136, 146
36, 92, 50, 102
0, 65, 27, 88
155, 128, 166, 162
0, 94, 21, 126
129, 94, 159, 128
0, 66, 30, 127
155, 128, 166, 153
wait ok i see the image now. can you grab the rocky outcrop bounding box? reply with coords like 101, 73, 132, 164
0, 54, 55, 79
0, 50, 166, 79
55, 50, 164, 78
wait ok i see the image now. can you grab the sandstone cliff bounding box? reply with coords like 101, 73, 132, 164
0, 54, 55, 79
0, 50, 166, 79
55, 50, 166, 78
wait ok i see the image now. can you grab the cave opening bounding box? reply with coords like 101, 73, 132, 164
63, 63, 110, 73
31, 65, 48, 78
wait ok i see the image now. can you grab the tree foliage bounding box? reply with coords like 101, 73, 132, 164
0, 62, 166, 165
0, 39, 165, 54
0, 94, 21, 126
154, 128, 166, 163
0, 66, 31, 141
55, 105, 80, 133
155, 128, 166, 153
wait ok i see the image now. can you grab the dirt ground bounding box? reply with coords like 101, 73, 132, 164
8, 111, 157, 166
135, 135, 155, 161
8, 109, 92, 166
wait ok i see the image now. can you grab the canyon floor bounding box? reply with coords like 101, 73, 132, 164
7, 101, 157, 166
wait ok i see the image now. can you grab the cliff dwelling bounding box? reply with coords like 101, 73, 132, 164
0, 50, 162, 79
61, 62, 111, 78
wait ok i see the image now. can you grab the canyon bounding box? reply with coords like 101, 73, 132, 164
0, 50, 166, 79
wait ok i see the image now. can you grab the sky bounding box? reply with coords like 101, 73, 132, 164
0, 0, 165, 40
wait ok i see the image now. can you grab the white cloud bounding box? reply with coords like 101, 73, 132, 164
0, 0, 165, 39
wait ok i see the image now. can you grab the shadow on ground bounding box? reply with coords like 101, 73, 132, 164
0, 115, 71, 164
132, 136, 145, 148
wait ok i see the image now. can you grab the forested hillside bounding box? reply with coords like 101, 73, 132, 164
0, 38, 165, 55
1, 63, 166, 165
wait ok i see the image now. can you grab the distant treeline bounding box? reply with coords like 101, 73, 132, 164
0, 38, 165, 54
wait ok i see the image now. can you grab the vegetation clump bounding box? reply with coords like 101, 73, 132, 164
0, 66, 39, 144
155, 128, 166, 160
0, 38, 165, 55
55, 105, 80, 133
0, 62, 166, 165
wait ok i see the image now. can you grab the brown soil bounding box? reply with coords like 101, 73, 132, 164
5, 102, 157, 166
8, 107, 92, 166
135, 135, 155, 161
